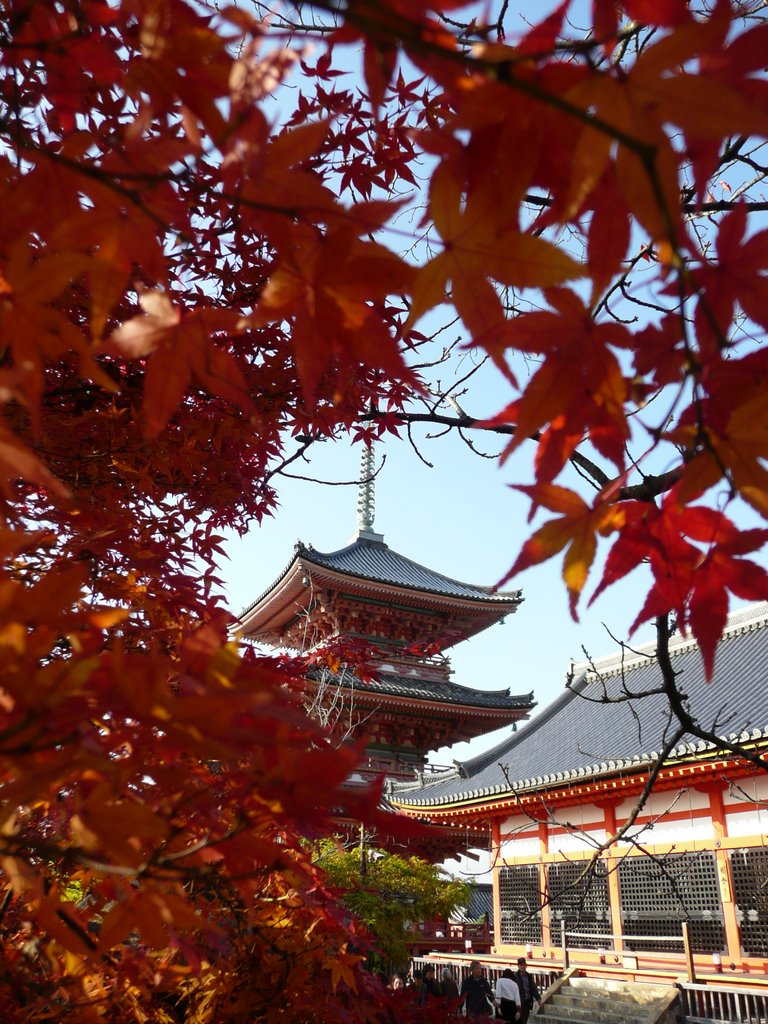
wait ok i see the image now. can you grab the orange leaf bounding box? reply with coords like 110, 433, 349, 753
501, 484, 626, 617
0, 423, 70, 499
108, 292, 251, 435
410, 165, 582, 331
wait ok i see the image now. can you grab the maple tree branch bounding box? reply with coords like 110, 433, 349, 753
685, 199, 768, 213
278, 454, 388, 487
55, 908, 98, 953
12, 141, 174, 235
360, 408, 684, 501
0, 887, 11, 927
524, 189, 768, 215
406, 420, 435, 468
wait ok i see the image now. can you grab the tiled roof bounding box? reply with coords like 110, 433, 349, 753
452, 883, 494, 925
310, 667, 534, 711
299, 536, 522, 604
393, 603, 768, 808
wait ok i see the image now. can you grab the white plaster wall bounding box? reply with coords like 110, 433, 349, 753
499, 836, 541, 860
550, 803, 603, 829
614, 818, 713, 846
549, 828, 608, 854
497, 812, 540, 861
615, 787, 709, 820
722, 776, 768, 836
723, 775, 768, 807
499, 812, 540, 834
724, 808, 766, 838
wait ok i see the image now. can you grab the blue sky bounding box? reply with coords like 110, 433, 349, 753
222, 418, 669, 767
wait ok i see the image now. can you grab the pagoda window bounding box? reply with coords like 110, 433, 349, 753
617, 852, 725, 954
730, 848, 768, 957
498, 864, 543, 945
547, 860, 611, 948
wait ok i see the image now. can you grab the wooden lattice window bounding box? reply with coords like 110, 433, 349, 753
547, 859, 611, 947
498, 864, 543, 945
730, 848, 768, 957
617, 852, 724, 953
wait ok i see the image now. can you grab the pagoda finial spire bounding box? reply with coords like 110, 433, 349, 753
357, 445, 376, 531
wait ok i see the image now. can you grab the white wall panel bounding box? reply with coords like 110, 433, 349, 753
614, 818, 713, 846
549, 828, 607, 854
498, 836, 540, 860
724, 809, 766, 838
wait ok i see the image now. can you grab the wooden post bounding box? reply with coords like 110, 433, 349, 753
359, 822, 367, 880
705, 784, 742, 966
491, 818, 502, 952
538, 823, 550, 950
682, 921, 696, 983
599, 801, 624, 954
561, 918, 569, 971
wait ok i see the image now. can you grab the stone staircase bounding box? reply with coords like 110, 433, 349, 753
534, 971, 679, 1024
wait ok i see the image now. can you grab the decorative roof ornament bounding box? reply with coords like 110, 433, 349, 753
357, 444, 376, 532
350, 445, 385, 543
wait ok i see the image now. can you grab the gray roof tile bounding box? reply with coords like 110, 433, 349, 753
452, 883, 494, 924
395, 604, 768, 807
300, 537, 522, 604
310, 668, 534, 711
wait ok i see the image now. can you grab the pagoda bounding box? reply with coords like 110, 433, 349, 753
238, 449, 535, 784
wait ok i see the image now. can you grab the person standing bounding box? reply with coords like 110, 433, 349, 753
441, 966, 460, 1000
495, 968, 521, 1021
511, 958, 541, 1024
419, 964, 443, 1004
459, 960, 494, 1018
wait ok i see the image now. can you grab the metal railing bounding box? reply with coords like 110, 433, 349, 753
677, 982, 768, 1024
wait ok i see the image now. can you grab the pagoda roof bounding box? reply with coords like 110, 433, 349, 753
238, 531, 522, 646
298, 533, 521, 603
391, 602, 768, 811
312, 667, 534, 713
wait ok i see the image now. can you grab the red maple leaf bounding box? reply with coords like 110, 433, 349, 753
492, 290, 631, 481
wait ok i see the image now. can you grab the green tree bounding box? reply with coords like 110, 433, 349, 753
316, 840, 470, 968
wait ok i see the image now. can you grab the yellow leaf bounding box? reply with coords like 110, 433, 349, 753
324, 943, 362, 993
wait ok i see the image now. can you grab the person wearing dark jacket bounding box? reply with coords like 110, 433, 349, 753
459, 960, 494, 1017
511, 959, 541, 1024
419, 964, 443, 1004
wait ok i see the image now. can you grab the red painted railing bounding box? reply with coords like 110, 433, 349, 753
407, 920, 493, 955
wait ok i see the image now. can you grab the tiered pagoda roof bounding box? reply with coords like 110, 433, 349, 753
295, 537, 518, 601
356, 671, 531, 710
238, 530, 533, 747
238, 530, 524, 652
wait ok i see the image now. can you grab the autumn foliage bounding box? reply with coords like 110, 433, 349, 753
1, 0, 768, 1019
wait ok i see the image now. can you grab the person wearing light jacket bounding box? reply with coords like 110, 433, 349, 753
495, 968, 521, 1021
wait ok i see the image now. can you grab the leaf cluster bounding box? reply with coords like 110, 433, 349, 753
316, 840, 470, 966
